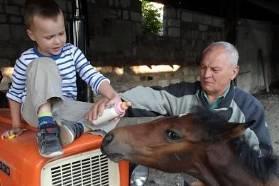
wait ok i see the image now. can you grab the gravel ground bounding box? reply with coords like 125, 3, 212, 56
143, 93, 279, 186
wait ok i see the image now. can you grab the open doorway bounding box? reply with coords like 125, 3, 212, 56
141, 0, 164, 35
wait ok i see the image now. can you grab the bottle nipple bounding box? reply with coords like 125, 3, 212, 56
119, 101, 132, 111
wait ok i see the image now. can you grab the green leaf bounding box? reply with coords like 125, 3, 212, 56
141, 0, 163, 34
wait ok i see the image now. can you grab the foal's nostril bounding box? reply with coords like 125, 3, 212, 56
103, 133, 114, 146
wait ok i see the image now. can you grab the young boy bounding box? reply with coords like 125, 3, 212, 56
2, 0, 121, 158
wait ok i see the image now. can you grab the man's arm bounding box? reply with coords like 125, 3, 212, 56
121, 82, 199, 117
121, 86, 170, 117
234, 89, 273, 154
248, 106, 273, 154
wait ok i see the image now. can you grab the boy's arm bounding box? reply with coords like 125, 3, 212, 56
86, 80, 121, 122
8, 99, 23, 129
1, 99, 25, 139
97, 80, 118, 99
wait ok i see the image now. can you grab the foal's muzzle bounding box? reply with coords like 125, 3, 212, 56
102, 133, 114, 146
101, 133, 114, 155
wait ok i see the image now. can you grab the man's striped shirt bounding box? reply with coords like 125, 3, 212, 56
7, 43, 109, 103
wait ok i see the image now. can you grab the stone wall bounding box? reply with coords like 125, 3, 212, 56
0, 0, 225, 67
271, 25, 279, 82
99, 65, 199, 94
0, 0, 278, 96
236, 19, 274, 93
86, 3, 225, 65
0, 0, 72, 67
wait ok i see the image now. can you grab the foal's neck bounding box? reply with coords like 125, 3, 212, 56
195, 143, 266, 186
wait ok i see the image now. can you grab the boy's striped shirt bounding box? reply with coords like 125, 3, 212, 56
7, 43, 109, 103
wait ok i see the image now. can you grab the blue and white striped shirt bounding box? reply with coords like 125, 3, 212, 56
7, 43, 109, 103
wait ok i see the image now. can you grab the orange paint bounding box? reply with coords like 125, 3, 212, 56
0, 109, 129, 186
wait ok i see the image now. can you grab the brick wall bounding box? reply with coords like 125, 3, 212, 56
0, 0, 72, 67
0, 0, 225, 67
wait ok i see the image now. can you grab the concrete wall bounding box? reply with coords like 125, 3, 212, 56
0, 0, 278, 96
86, 1, 225, 65
0, 0, 225, 66
236, 19, 273, 93
271, 25, 279, 82
0, 0, 72, 67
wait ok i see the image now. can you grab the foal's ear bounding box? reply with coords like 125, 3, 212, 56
244, 120, 255, 128
220, 121, 254, 141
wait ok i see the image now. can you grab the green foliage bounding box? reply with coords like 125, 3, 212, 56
141, 0, 163, 35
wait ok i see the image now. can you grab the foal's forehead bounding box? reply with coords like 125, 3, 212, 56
161, 114, 212, 133
160, 115, 197, 129
150, 113, 211, 131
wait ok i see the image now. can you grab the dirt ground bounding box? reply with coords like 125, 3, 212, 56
144, 93, 279, 186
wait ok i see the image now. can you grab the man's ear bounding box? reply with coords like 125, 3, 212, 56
26, 29, 35, 41
231, 65, 239, 80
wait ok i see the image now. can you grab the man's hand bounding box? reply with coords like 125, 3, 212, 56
85, 95, 122, 122
1, 128, 27, 139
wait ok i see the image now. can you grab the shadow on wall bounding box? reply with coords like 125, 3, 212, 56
0, 92, 7, 108
0, 71, 8, 108
270, 80, 279, 94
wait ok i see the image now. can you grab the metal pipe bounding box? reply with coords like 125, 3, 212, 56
70, 0, 93, 102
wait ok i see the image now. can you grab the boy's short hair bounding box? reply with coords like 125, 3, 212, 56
24, 0, 62, 29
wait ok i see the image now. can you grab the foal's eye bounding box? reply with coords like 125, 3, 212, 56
166, 129, 182, 141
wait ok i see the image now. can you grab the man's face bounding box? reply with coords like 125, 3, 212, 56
199, 46, 239, 96
27, 12, 66, 56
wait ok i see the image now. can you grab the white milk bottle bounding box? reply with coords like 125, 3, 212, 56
92, 101, 131, 125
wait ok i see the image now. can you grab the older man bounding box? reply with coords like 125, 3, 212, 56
92, 41, 272, 154
91, 41, 272, 185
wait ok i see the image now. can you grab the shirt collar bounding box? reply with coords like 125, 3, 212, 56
33, 47, 63, 60
201, 84, 231, 109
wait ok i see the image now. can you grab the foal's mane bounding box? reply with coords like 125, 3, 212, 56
191, 107, 279, 181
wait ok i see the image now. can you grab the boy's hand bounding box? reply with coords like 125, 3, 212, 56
1, 128, 27, 139
85, 95, 122, 122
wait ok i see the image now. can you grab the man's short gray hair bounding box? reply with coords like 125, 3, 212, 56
203, 41, 239, 65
